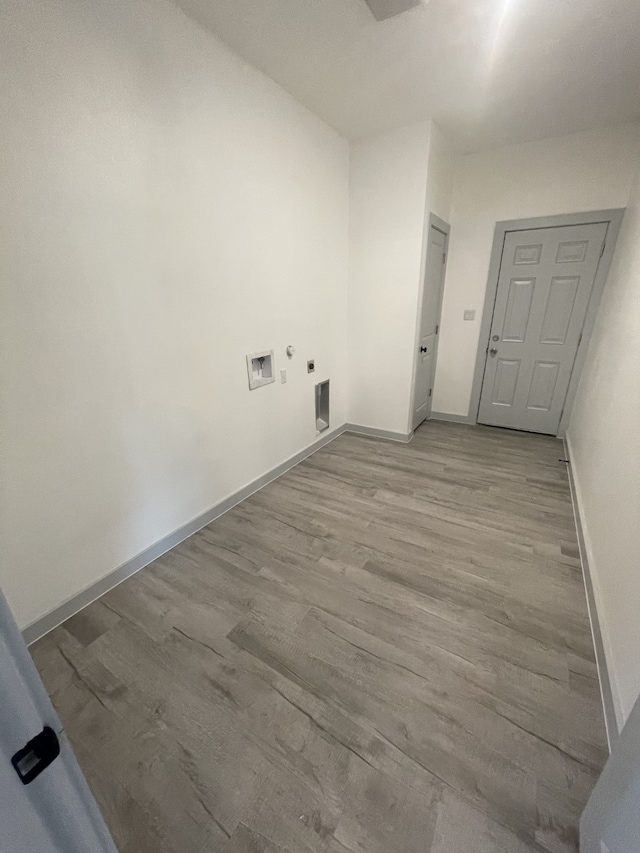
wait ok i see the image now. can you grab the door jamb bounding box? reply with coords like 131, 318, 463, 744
468, 209, 625, 437
407, 212, 451, 432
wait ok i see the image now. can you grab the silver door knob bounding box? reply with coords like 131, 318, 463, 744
489, 348, 498, 357
492, 335, 499, 341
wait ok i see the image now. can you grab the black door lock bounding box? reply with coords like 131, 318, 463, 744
12, 726, 60, 785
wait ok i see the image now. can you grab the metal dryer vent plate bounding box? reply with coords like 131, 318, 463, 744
364, 0, 423, 21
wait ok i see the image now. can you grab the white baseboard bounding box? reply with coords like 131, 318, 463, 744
23, 421, 419, 645
22, 419, 478, 646
563, 436, 619, 750
344, 423, 413, 443
22, 425, 347, 645
429, 411, 476, 425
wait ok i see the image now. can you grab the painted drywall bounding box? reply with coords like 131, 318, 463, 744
424, 122, 455, 225
348, 121, 432, 433
348, 120, 454, 434
433, 122, 640, 417
0, 0, 349, 630
406, 121, 455, 427
567, 144, 640, 729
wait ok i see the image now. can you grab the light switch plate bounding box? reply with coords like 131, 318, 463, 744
464, 310, 476, 321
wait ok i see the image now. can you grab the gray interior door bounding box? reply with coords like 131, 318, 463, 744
477, 222, 607, 434
0, 590, 116, 852
580, 693, 640, 852
412, 222, 448, 430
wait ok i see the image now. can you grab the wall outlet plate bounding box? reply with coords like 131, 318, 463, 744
464, 309, 476, 321
247, 350, 275, 390
307, 359, 315, 373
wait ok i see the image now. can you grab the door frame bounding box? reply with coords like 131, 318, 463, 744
408, 212, 451, 432
468, 209, 625, 437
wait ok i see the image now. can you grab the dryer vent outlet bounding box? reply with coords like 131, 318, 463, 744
315, 380, 329, 432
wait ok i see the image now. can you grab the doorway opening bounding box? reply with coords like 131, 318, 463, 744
411, 213, 450, 431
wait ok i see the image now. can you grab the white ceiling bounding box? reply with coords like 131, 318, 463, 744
174, 0, 640, 152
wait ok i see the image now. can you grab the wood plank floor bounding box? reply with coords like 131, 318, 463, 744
30, 421, 607, 853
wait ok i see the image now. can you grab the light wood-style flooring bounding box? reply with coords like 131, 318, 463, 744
31, 421, 607, 853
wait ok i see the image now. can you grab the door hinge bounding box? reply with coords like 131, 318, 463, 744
600, 240, 606, 258
435, 324, 439, 335
442, 252, 447, 264
578, 331, 583, 347
428, 388, 432, 397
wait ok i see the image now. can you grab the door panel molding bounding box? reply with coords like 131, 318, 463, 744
540, 276, 579, 344
527, 361, 560, 411
468, 209, 625, 436
491, 358, 521, 406
503, 278, 536, 342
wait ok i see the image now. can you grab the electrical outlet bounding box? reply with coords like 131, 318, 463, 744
280, 369, 287, 384
463, 309, 476, 321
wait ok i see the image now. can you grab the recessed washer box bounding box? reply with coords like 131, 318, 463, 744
246, 350, 275, 390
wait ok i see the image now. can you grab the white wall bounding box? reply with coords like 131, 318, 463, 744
567, 144, 640, 729
424, 122, 455, 225
348, 122, 432, 433
0, 0, 349, 630
405, 121, 455, 428
348, 120, 453, 434
434, 123, 640, 417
